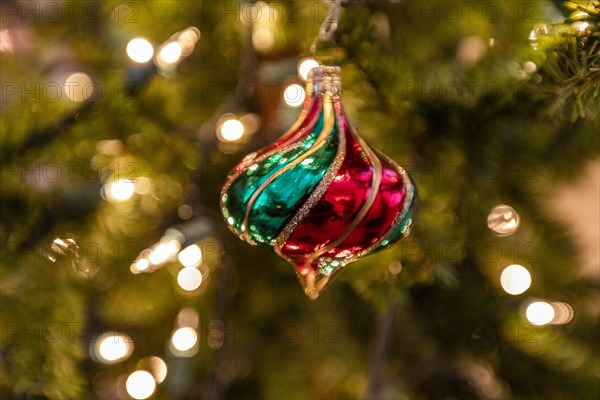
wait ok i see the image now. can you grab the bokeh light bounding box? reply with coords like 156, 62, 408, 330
176, 27, 201, 56
487, 204, 520, 236
105, 179, 136, 202
240, 113, 262, 135
177, 267, 202, 291
134, 177, 152, 194
526, 301, 555, 326
178, 244, 202, 267
171, 327, 197, 352
64, 72, 93, 102
177, 307, 200, 329
126, 370, 156, 400
130, 258, 150, 274
148, 240, 180, 265
298, 58, 319, 81
252, 27, 274, 52
0, 29, 14, 53
500, 264, 531, 295
283, 83, 305, 107
219, 118, 245, 142
158, 42, 182, 64
455, 36, 487, 70
178, 204, 193, 220
550, 302, 574, 325
523, 61, 537, 74
126, 38, 154, 63
147, 357, 168, 384
577, 21, 590, 32
93, 332, 133, 364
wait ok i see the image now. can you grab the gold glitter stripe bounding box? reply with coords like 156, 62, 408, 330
273, 95, 345, 259
220, 140, 307, 240
220, 67, 341, 242
220, 98, 323, 240
242, 99, 336, 244
303, 118, 383, 267
219, 71, 327, 205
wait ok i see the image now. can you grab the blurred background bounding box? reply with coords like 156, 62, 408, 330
1, 0, 599, 399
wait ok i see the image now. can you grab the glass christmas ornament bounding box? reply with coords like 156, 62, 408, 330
220, 66, 417, 298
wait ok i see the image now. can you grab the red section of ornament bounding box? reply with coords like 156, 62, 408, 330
332, 160, 405, 253
281, 100, 407, 274
280, 101, 372, 268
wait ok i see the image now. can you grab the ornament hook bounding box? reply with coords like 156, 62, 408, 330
310, 0, 342, 63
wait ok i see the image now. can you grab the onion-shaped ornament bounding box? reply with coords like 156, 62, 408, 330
220, 66, 417, 298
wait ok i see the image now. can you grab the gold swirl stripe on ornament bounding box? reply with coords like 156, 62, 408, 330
304, 167, 414, 300
303, 268, 333, 300
303, 122, 383, 268
242, 98, 337, 245
354, 156, 415, 261
274, 99, 347, 294
219, 95, 318, 209
221, 140, 311, 240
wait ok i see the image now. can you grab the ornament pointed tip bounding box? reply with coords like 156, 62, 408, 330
304, 289, 320, 300
304, 290, 319, 300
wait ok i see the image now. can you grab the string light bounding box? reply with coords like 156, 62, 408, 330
550, 302, 574, 325
525, 300, 574, 326
177, 267, 203, 291
127, 38, 154, 63
170, 327, 198, 356
92, 332, 133, 364
240, 113, 262, 135
131, 220, 212, 274
158, 42, 182, 64
283, 83, 306, 107
178, 204, 194, 220
487, 204, 520, 236
131, 258, 150, 273
126, 370, 156, 400
298, 58, 319, 81
147, 357, 168, 384
154, 27, 200, 72
176, 27, 200, 56
105, 179, 136, 202
523, 61, 537, 74
177, 308, 200, 329
251, 1, 278, 52
0, 29, 14, 53
207, 320, 225, 350
64, 72, 93, 102
529, 24, 548, 50
218, 118, 245, 142
526, 301, 555, 326
148, 240, 180, 265
500, 264, 531, 295
178, 244, 202, 267
577, 21, 590, 32
134, 177, 152, 194
44, 236, 79, 264
252, 27, 274, 52
170, 309, 200, 357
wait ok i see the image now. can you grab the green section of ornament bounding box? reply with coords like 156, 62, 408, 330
247, 122, 339, 244
222, 114, 329, 238
382, 205, 416, 249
